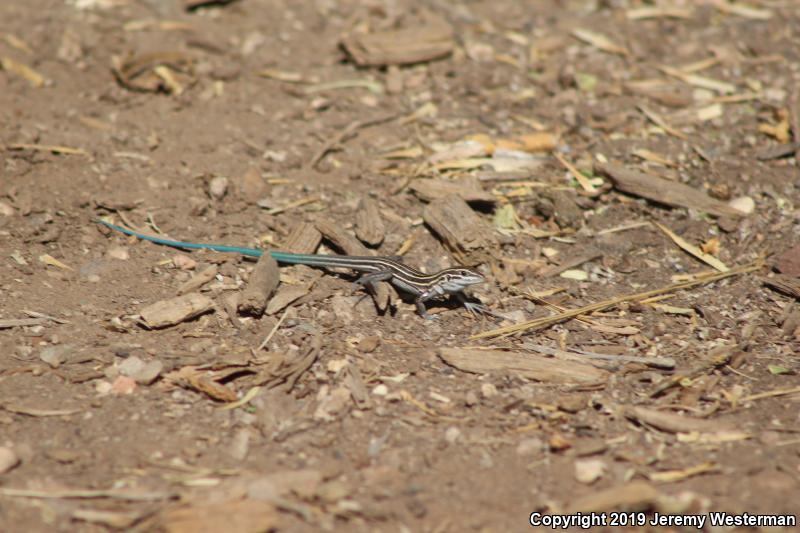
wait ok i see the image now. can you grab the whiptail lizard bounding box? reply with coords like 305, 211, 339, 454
96, 220, 489, 318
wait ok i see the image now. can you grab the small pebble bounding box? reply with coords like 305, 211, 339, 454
480, 383, 498, 398
516, 438, 544, 456
0, 201, 15, 217
0, 447, 20, 474
172, 254, 197, 270
444, 426, 461, 444
371, 384, 388, 396
358, 336, 380, 353
106, 246, 129, 260
574, 458, 606, 484
209, 176, 229, 200
39, 344, 74, 368
464, 391, 479, 407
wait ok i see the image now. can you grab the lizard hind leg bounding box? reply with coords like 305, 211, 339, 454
353, 270, 393, 293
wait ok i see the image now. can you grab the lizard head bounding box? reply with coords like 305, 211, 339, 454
436, 268, 486, 293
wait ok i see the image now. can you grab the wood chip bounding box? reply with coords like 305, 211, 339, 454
623, 406, 733, 434
139, 293, 215, 328
72, 509, 143, 529
354, 197, 385, 246
341, 14, 454, 67
177, 265, 218, 295
314, 219, 392, 311
161, 499, 280, 533
280, 222, 322, 254
238, 253, 280, 316
439, 348, 608, 384
762, 275, 800, 300
564, 480, 660, 513
423, 195, 496, 263
596, 162, 744, 217
0, 56, 45, 87
410, 178, 497, 204
265, 284, 313, 315
0, 318, 50, 329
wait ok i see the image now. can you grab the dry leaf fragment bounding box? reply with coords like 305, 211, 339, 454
571, 28, 629, 56
653, 222, 729, 272
9, 143, 88, 156
648, 461, 718, 483
494, 132, 558, 153
659, 65, 736, 94
0, 57, 45, 87
632, 149, 676, 167
167, 366, 238, 402
758, 109, 791, 142
112, 51, 194, 94
626, 6, 693, 19
3, 34, 33, 54
256, 69, 317, 84
39, 254, 74, 270
710, 0, 772, 20
699, 237, 721, 255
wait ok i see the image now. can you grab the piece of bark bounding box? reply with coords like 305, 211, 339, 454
222, 292, 240, 327
266, 284, 313, 315
341, 14, 454, 67
139, 293, 214, 329
564, 481, 661, 514
790, 82, 800, 165
238, 253, 280, 316
423, 195, 496, 263
176, 265, 218, 295
754, 142, 800, 161
409, 178, 497, 204
623, 406, 733, 434
343, 363, 371, 409
762, 275, 800, 300
438, 348, 608, 384
596, 162, 744, 217
355, 198, 385, 247
774, 244, 800, 277
314, 220, 392, 311
279, 222, 322, 254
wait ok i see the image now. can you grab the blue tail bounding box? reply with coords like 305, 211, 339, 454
95, 219, 264, 258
